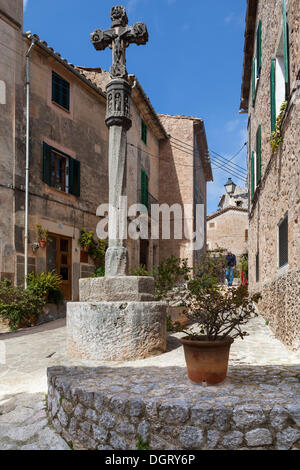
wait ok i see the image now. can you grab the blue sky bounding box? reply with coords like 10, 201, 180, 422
24, 0, 248, 214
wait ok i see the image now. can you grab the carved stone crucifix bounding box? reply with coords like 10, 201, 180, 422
91, 6, 148, 277
91, 5, 148, 80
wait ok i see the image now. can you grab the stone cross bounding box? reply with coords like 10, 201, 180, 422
91, 6, 148, 277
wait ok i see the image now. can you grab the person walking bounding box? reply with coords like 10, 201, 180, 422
226, 250, 236, 286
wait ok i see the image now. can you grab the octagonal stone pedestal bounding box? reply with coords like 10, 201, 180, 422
67, 276, 167, 361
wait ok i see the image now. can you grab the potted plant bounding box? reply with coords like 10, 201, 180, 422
177, 279, 261, 385
36, 224, 51, 248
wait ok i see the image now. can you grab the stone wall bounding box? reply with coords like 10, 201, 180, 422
47, 365, 300, 450
246, 0, 300, 350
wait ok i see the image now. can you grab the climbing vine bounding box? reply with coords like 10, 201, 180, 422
270, 101, 287, 154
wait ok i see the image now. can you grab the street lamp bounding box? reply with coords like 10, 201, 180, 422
224, 178, 236, 195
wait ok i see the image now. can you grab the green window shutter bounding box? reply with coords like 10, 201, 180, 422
69, 157, 80, 197
52, 72, 70, 111
141, 120, 147, 145
251, 152, 255, 200
252, 57, 256, 106
42, 142, 52, 186
141, 169, 148, 208
256, 20, 262, 77
270, 59, 276, 132
256, 125, 262, 183
282, 0, 290, 97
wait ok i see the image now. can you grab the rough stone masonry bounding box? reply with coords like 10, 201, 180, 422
66, 6, 166, 361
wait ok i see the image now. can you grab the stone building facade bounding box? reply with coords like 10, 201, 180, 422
158, 115, 213, 267
207, 184, 249, 258
240, 0, 300, 350
0, 0, 212, 300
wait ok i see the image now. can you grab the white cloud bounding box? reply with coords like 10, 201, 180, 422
24, 0, 29, 11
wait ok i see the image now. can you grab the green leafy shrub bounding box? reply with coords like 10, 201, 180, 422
194, 249, 227, 285
153, 256, 191, 300
26, 271, 64, 305
130, 265, 151, 277
136, 435, 150, 450
177, 280, 261, 341
0, 280, 45, 330
92, 265, 105, 278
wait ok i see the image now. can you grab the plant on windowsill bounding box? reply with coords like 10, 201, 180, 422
270, 101, 288, 154
174, 278, 261, 385
36, 224, 51, 248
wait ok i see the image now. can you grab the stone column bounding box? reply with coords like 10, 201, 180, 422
105, 78, 131, 277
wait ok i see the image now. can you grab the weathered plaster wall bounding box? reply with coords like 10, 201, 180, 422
247, 0, 300, 349
159, 116, 207, 267
207, 210, 249, 257
0, 4, 24, 283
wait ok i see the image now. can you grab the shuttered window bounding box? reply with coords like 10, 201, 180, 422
141, 169, 149, 208
282, 0, 290, 98
251, 151, 255, 200
256, 20, 262, 78
270, 59, 276, 132
279, 215, 288, 268
42, 142, 80, 197
252, 57, 256, 106
256, 252, 259, 282
256, 125, 262, 184
141, 120, 147, 145
52, 72, 70, 111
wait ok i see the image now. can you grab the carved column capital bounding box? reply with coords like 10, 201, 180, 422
105, 79, 132, 130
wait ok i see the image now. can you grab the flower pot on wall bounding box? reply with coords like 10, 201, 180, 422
180, 336, 234, 385
39, 240, 46, 248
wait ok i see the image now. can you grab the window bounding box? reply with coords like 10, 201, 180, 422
252, 20, 262, 106
245, 229, 249, 242
270, 1, 290, 132
279, 214, 288, 268
209, 222, 215, 229
43, 142, 80, 196
141, 169, 149, 208
52, 71, 70, 111
251, 125, 261, 200
256, 252, 259, 282
141, 119, 147, 145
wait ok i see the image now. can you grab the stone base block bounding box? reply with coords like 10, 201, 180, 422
79, 276, 155, 302
67, 301, 167, 360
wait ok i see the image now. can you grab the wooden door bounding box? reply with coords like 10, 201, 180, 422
47, 234, 72, 300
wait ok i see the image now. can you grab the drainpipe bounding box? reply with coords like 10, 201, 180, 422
24, 37, 36, 289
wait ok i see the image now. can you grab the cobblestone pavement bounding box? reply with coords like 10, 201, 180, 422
0, 316, 299, 450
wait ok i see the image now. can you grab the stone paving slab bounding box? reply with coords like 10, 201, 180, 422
0, 315, 300, 450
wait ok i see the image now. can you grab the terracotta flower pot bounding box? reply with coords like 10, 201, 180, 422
39, 239, 46, 248
180, 336, 234, 385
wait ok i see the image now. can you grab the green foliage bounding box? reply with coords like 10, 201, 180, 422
36, 224, 51, 242
153, 256, 191, 300
270, 101, 288, 153
239, 253, 249, 276
68, 441, 74, 450
0, 280, 45, 330
194, 249, 227, 285
26, 271, 64, 305
92, 265, 105, 278
79, 228, 107, 268
136, 435, 150, 450
130, 265, 151, 277
176, 280, 261, 341
166, 315, 174, 332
